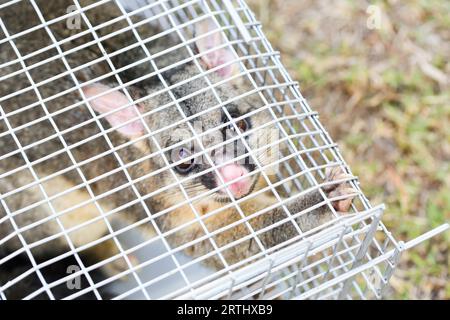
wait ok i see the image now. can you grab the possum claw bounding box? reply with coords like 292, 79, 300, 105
329, 187, 359, 213
323, 166, 357, 213
323, 166, 353, 192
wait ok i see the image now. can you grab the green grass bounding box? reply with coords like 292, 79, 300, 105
248, 0, 449, 299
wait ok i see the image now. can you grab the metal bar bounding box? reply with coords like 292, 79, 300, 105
222, 0, 252, 42
337, 209, 383, 299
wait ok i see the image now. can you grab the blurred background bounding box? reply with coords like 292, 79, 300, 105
246, 0, 449, 299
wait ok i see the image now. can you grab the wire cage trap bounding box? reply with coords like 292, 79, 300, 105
0, 0, 448, 300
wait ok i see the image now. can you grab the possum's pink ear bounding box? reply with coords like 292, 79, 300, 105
195, 18, 239, 78
82, 84, 144, 137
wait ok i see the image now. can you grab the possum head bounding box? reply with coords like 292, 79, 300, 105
83, 19, 279, 205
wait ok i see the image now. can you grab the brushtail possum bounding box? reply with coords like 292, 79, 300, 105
0, 0, 357, 279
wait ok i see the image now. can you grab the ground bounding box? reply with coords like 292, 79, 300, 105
247, 0, 449, 299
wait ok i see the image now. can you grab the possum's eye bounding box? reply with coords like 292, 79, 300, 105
226, 117, 249, 134
174, 147, 196, 174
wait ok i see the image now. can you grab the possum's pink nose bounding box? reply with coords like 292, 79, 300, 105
218, 164, 251, 198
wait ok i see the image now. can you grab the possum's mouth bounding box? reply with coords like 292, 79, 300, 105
212, 172, 260, 203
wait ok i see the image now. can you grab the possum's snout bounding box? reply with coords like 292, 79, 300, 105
217, 163, 252, 199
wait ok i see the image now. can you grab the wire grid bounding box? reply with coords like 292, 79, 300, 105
0, 0, 446, 300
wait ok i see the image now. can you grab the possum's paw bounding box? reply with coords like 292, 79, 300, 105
103, 254, 140, 280
87, 238, 141, 280
323, 166, 358, 213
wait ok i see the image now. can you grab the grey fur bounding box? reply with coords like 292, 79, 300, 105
0, 0, 354, 271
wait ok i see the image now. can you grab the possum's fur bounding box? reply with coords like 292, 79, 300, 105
0, 0, 356, 279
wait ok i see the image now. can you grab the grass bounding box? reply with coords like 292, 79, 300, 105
247, 0, 449, 299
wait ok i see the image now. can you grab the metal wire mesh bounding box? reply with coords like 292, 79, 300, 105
0, 0, 447, 300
